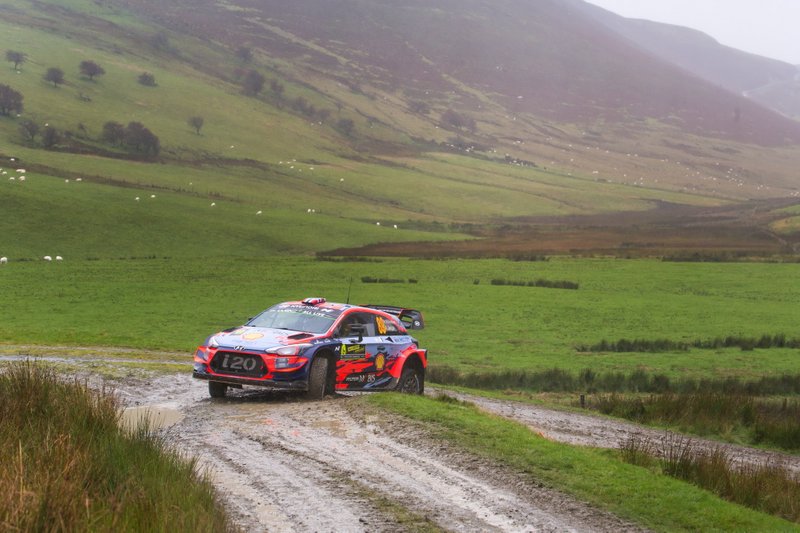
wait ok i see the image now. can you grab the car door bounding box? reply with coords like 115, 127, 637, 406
336, 312, 394, 390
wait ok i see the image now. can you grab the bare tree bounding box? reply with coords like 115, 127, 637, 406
335, 118, 355, 137
80, 60, 105, 81
408, 100, 430, 115
102, 121, 125, 145
188, 116, 204, 135
150, 31, 171, 51
241, 69, 265, 96
440, 108, 476, 132
269, 79, 284, 97
19, 120, 40, 142
124, 122, 160, 155
42, 125, 60, 148
235, 46, 253, 63
0, 84, 23, 115
44, 67, 65, 88
138, 72, 156, 86
5, 50, 25, 70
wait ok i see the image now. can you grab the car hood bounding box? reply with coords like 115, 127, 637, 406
210, 326, 316, 351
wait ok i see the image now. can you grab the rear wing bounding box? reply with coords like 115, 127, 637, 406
362, 305, 424, 330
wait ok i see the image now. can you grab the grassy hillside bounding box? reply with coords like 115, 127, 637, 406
2, 0, 800, 264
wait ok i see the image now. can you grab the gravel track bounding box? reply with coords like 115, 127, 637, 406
9, 350, 798, 531
114, 373, 645, 532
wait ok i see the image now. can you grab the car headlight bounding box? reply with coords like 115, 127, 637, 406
266, 343, 311, 356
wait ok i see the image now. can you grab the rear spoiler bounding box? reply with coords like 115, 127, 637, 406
362, 305, 424, 330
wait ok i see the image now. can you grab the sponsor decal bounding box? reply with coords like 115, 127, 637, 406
344, 374, 368, 383
374, 353, 386, 371
341, 343, 366, 358
242, 332, 264, 341
376, 316, 387, 335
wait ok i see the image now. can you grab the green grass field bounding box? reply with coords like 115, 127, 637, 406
2, 256, 798, 381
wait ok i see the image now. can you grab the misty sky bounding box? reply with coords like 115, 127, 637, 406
587, 0, 800, 65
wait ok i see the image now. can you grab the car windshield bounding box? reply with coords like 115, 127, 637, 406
247, 304, 341, 334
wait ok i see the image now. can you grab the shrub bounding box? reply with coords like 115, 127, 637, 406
620, 434, 800, 522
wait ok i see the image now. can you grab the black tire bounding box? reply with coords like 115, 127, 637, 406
396, 366, 424, 394
305, 356, 330, 400
208, 381, 227, 398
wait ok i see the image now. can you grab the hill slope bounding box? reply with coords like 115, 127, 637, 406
573, 0, 800, 120
1, 0, 799, 260
116, 0, 800, 145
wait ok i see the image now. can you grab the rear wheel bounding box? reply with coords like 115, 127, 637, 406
305, 356, 330, 400
396, 366, 424, 394
208, 381, 227, 398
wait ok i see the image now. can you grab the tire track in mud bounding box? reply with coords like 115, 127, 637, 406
117, 374, 645, 533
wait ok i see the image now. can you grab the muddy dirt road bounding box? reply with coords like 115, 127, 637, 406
5, 349, 798, 532
116, 373, 644, 533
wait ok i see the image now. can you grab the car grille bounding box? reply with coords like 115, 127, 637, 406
209, 351, 267, 378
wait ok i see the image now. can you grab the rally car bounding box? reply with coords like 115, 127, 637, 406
192, 297, 427, 399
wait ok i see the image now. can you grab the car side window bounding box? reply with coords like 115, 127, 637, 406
337, 312, 375, 337
375, 314, 401, 335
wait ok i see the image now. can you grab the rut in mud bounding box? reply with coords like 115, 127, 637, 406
110, 371, 643, 533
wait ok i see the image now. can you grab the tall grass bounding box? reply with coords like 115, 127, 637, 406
0, 362, 232, 532
620, 434, 800, 522
489, 278, 579, 289
590, 392, 800, 450
578, 333, 800, 353
429, 366, 800, 395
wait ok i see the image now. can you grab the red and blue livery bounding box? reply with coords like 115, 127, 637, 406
193, 298, 427, 398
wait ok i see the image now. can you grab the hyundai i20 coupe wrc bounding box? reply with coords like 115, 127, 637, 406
193, 298, 427, 399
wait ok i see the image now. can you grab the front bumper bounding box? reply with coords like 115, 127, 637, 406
193, 364, 308, 391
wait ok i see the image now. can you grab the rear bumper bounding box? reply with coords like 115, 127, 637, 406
193, 364, 308, 391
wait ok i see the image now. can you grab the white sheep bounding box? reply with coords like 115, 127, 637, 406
56, 256, 63, 261
16, 169, 25, 173
150, 194, 156, 198
0, 257, 7, 264
256, 210, 262, 215
43, 256, 52, 261
135, 196, 140, 201
18, 176, 25, 181
211, 202, 216, 207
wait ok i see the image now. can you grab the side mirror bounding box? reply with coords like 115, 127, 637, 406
349, 323, 365, 342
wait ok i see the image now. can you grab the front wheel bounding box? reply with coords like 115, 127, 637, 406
208, 381, 228, 398
305, 356, 330, 400
396, 366, 424, 394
